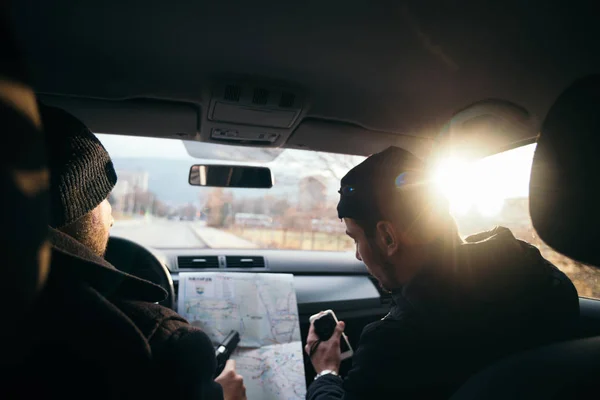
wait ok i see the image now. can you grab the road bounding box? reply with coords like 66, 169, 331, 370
111, 220, 207, 248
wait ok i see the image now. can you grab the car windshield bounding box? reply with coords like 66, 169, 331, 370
99, 135, 599, 298
98, 134, 365, 252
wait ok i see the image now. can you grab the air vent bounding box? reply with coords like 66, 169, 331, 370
226, 256, 265, 268
178, 256, 220, 269
252, 88, 269, 105
224, 85, 241, 102
369, 277, 392, 305
279, 92, 295, 108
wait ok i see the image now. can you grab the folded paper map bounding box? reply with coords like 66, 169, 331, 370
178, 272, 305, 399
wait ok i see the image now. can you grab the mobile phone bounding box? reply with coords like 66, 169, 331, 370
309, 309, 354, 360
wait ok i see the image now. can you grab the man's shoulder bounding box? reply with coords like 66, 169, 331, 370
458, 226, 577, 293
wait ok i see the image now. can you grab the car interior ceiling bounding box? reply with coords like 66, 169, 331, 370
6, 1, 600, 398
11, 1, 600, 157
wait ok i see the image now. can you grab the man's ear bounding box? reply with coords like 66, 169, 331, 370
375, 221, 401, 257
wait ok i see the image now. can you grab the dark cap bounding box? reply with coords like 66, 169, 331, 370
40, 104, 117, 228
337, 146, 427, 221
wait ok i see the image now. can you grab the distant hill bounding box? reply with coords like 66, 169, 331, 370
111, 158, 199, 204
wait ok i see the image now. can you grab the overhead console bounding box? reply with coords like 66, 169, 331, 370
201, 79, 307, 147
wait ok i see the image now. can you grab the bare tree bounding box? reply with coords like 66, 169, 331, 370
314, 153, 362, 180
275, 150, 363, 183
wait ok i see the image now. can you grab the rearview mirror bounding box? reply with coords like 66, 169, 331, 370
188, 165, 273, 188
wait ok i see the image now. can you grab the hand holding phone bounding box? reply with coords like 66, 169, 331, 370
309, 309, 353, 361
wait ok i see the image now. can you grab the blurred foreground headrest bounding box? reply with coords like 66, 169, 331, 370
530, 75, 600, 267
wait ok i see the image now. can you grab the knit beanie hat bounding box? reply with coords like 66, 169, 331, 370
337, 146, 426, 221
40, 104, 117, 228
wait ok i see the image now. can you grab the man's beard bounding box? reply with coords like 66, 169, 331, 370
376, 262, 397, 292
79, 229, 109, 257
60, 213, 110, 257
366, 238, 398, 292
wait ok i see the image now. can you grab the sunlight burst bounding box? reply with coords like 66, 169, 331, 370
432, 144, 536, 217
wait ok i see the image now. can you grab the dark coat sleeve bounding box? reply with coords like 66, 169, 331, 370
306, 374, 345, 400
115, 300, 224, 400
153, 326, 224, 400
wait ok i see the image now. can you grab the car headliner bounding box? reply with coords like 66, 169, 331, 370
10, 0, 600, 158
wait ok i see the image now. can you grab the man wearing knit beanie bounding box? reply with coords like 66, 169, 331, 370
41, 104, 117, 256
40, 104, 246, 400
305, 147, 579, 400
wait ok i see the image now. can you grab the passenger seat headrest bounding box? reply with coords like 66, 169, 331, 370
530, 74, 600, 267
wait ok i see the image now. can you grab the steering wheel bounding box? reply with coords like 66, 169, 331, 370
105, 236, 175, 310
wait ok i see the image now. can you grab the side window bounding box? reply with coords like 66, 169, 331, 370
434, 144, 600, 299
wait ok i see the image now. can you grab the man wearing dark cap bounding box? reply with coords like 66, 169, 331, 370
305, 146, 579, 399
39, 104, 246, 399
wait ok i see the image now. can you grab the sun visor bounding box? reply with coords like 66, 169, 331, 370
529, 75, 600, 267
287, 119, 434, 159
433, 99, 538, 161
37, 95, 199, 138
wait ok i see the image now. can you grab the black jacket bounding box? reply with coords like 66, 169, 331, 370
307, 227, 579, 400
3, 228, 223, 399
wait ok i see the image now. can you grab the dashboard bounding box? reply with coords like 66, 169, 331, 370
159, 248, 391, 319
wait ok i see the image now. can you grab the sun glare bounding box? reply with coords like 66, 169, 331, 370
432, 144, 536, 217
